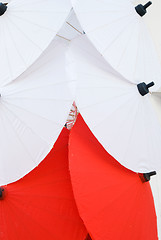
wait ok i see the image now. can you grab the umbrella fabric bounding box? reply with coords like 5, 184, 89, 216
0, 127, 87, 240
69, 114, 158, 240
71, 0, 161, 86
150, 172, 161, 239
0, 0, 71, 85
0, 38, 73, 185
67, 36, 161, 173
57, 8, 84, 99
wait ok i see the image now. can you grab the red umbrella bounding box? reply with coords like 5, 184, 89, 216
69, 114, 158, 240
0, 127, 87, 240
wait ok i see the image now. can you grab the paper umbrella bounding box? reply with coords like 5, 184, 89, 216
0, 0, 71, 85
0, 37, 73, 185
71, 0, 161, 87
67, 36, 161, 173
69, 114, 158, 240
0, 127, 87, 240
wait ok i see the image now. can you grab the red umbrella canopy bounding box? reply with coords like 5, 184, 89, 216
69, 114, 158, 240
0, 127, 87, 240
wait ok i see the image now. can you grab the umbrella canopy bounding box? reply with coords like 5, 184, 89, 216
71, 0, 161, 86
0, 37, 73, 185
69, 114, 158, 240
67, 36, 161, 173
0, 0, 71, 85
150, 172, 161, 239
0, 127, 87, 240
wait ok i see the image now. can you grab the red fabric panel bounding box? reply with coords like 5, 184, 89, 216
0, 127, 87, 240
69, 114, 158, 240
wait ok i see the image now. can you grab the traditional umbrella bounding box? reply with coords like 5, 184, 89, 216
0, 127, 87, 240
69, 114, 158, 240
71, 0, 161, 86
67, 36, 161, 173
0, 37, 73, 185
0, 0, 71, 85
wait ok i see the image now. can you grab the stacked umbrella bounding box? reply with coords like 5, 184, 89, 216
0, 0, 161, 240
0, 1, 88, 240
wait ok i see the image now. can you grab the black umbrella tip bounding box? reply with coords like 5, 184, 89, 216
0, 187, 4, 199
0, 2, 7, 16
135, 1, 152, 17
137, 81, 155, 96
139, 171, 156, 182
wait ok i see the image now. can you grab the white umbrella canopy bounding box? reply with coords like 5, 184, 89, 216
71, 0, 161, 87
57, 9, 84, 98
0, 0, 71, 86
0, 37, 73, 186
67, 35, 161, 173
57, 8, 84, 42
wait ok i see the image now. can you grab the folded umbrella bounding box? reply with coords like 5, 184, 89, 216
67, 36, 161, 173
0, 127, 87, 240
69, 114, 158, 240
0, 38, 73, 185
0, 0, 71, 85
71, 0, 161, 86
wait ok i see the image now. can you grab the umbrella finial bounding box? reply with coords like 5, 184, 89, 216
135, 1, 152, 17
0, 2, 7, 16
139, 171, 156, 182
0, 187, 4, 200
137, 81, 154, 96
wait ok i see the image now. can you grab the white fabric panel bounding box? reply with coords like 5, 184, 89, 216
57, 9, 84, 99
72, 0, 161, 89
67, 36, 161, 173
0, 0, 71, 85
0, 38, 73, 185
58, 9, 83, 41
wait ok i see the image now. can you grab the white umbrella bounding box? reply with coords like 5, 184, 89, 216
0, 0, 71, 85
0, 37, 73, 185
71, 0, 161, 86
67, 35, 161, 173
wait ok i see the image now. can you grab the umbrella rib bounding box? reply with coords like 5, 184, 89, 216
3, 80, 74, 96
5, 17, 28, 67
7, 13, 59, 32
91, 94, 137, 129
1, 105, 40, 165
2, 20, 13, 79
87, 13, 134, 35
121, 98, 140, 163
77, 90, 133, 111
2, 99, 64, 129
116, 21, 137, 70
1, 102, 58, 161
66, 21, 83, 35
102, 16, 136, 54
56, 34, 71, 41
5, 15, 46, 52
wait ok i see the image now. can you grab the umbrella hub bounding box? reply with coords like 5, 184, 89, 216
0, 2, 7, 16
0, 187, 4, 200
139, 171, 156, 182
135, 1, 152, 17
137, 81, 154, 96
